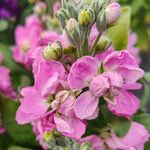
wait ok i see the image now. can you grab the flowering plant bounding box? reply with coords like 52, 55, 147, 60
0, 0, 150, 150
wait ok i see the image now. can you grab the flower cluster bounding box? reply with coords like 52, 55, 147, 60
11, 0, 149, 149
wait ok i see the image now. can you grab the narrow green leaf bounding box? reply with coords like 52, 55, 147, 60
133, 114, 150, 131
107, 7, 131, 50
145, 142, 150, 150
8, 146, 33, 150
0, 97, 38, 146
144, 72, 150, 83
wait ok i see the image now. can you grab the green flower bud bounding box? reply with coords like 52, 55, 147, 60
96, 9, 107, 33
43, 41, 62, 61
65, 18, 85, 48
56, 9, 69, 29
78, 9, 95, 28
67, 1, 78, 20
80, 142, 93, 150
34, 2, 46, 16
95, 37, 112, 52
90, 0, 105, 16
43, 132, 55, 143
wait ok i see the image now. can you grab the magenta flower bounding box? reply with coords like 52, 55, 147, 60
81, 122, 149, 150
0, 52, 16, 99
68, 51, 144, 119
13, 15, 43, 68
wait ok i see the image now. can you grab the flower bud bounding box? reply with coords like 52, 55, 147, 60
95, 37, 112, 52
67, 1, 78, 19
43, 131, 55, 143
78, 9, 95, 28
96, 10, 107, 33
80, 142, 92, 150
65, 18, 85, 48
56, 8, 69, 29
43, 41, 62, 61
106, 2, 121, 26
34, 2, 46, 16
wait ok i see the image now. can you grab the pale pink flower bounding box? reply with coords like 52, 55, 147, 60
13, 15, 42, 68
81, 122, 149, 150
68, 51, 144, 119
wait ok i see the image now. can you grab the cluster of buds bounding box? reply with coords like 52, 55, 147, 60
43, 130, 92, 150
56, 0, 121, 56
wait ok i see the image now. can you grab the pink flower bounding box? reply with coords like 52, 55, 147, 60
81, 122, 149, 150
32, 112, 55, 150
52, 90, 86, 139
13, 15, 42, 68
16, 60, 66, 124
68, 51, 144, 119
0, 52, 16, 99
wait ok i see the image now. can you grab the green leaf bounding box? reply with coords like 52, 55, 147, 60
8, 146, 33, 150
145, 142, 150, 150
0, 97, 38, 147
0, 20, 8, 31
100, 103, 131, 137
133, 114, 150, 131
144, 72, 150, 83
106, 7, 131, 50
110, 117, 131, 137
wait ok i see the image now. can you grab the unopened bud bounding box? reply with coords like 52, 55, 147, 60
95, 37, 112, 52
80, 142, 93, 150
66, 18, 85, 47
78, 9, 95, 28
34, 2, 46, 16
56, 9, 69, 29
106, 3, 121, 26
43, 132, 55, 143
67, 1, 78, 19
66, 18, 79, 33
43, 41, 62, 61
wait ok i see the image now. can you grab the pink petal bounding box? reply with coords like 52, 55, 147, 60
121, 122, 149, 147
104, 51, 138, 71
106, 133, 127, 149
68, 56, 99, 89
117, 65, 144, 84
108, 90, 140, 118
0, 52, 3, 64
74, 91, 99, 119
54, 115, 86, 139
0, 67, 16, 99
81, 135, 104, 150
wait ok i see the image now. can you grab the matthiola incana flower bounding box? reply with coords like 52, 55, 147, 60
13, 15, 43, 68
68, 51, 144, 119
0, 52, 16, 99
81, 122, 149, 150
16, 59, 85, 139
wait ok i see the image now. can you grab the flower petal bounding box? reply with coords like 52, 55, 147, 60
74, 91, 99, 120
108, 90, 140, 118
68, 56, 99, 89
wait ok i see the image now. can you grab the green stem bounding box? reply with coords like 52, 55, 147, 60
77, 47, 82, 58
47, 0, 54, 17
82, 29, 90, 52
91, 32, 102, 56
